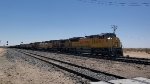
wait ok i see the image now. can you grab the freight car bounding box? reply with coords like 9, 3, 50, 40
12, 32, 123, 57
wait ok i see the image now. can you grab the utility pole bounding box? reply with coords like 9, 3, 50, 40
21, 42, 23, 45
6, 41, 8, 46
111, 25, 118, 34
110, 25, 118, 56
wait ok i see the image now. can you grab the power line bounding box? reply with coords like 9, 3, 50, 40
77, 0, 150, 6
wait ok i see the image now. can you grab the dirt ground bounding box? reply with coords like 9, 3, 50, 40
0, 48, 76, 84
0, 48, 149, 84
57, 54, 150, 79
29, 49, 150, 79
124, 51, 150, 59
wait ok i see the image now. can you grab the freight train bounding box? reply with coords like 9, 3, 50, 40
12, 33, 123, 57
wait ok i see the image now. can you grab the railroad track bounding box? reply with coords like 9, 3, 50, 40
66, 53, 150, 65
42, 49, 150, 65
16, 48, 150, 65
96, 56, 150, 65
15, 49, 125, 82
14, 48, 150, 65
115, 56, 150, 65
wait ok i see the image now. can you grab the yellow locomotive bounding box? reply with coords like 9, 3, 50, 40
14, 32, 123, 57
69, 33, 123, 56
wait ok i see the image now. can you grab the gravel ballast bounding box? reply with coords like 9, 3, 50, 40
22, 49, 150, 78
1, 48, 149, 84
0, 48, 88, 84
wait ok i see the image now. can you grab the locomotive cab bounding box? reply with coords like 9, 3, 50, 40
105, 33, 123, 57
86, 33, 123, 57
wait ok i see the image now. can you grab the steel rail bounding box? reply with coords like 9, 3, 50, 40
16, 49, 125, 82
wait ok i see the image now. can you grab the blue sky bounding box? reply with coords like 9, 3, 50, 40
0, 0, 150, 48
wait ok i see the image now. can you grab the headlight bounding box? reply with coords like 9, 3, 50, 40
107, 37, 111, 39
